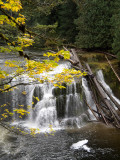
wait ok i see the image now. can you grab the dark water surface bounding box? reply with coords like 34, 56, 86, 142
0, 122, 120, 160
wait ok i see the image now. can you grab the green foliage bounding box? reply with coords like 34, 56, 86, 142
32, 23, 59, 49
74, 0, 120, 59
0, 0, 34, 53
75, 0, 113, 50
55, 0, 78, 43
20, 0, 78, 48
0, 24, 18, 45
111, 1, 120, 59
19, 0, 68, 49
1, 0, 120, 58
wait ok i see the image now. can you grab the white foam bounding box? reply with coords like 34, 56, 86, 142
83, 145, 91, 152
71, 139, 90, 152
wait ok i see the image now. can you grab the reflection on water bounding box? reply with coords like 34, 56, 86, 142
0, 122, 120, 160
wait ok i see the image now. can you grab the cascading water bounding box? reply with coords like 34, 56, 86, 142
11, 75, 35, 120
96, 70, 120, 109
8, 62, 92, 131
29, 83, 59, 131
60, 82, 90, 129
2, 63, 120, 132
82, 78, 97, 120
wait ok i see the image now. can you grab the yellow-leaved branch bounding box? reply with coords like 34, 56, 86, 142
0, 0, 87, 136
0, 0, 34, 56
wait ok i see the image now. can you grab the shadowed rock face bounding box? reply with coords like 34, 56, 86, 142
56, 95, 66, 118
32, 86, 43, 108
0, 91, 13, 121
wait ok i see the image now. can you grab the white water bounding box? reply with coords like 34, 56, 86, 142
71, 139, 91, 152
10, 63, 90, 131
9, 66, 120, 132
60, 81, 89, 129
96, 70, 120, 109
82, 78, 96, 120
32, 83, 59, 129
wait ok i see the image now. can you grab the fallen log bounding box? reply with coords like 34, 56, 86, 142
87, 75, 109, 125
92, 94, 109, 125
97, 79, 120, 111
86, 63, 120, 128
92, 109, 113, 123
105, 55, 120, 82
71, 49, 83, 69
84, 99, 99, 121
59, 48, 120, 128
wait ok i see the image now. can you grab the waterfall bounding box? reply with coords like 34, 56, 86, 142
60, 82, 89, 129
11, 75, 35, 120
8, 62, 91, 131
32, 83, 59, 129
96, 70, 120, 109
82, 78, 96, 120
2, 63, 119, 132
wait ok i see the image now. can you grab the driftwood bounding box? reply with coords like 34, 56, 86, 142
105, 55, 120, 82
92, 92, 109, 125
84, 99, 99, 121
97, 79, 120, 111
71, 49, 82, 69
94, 50, 117, 58
61, 48, 120, 128
86, 63, 120, 127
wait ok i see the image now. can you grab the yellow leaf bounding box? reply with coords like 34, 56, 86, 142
22, 91, 27, 95
54, 56, 60, 62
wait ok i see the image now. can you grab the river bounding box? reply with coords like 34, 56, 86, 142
0, 123, 120, 160
0, 51, 120, 160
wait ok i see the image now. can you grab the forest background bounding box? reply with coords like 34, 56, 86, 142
1, 0, 120, 59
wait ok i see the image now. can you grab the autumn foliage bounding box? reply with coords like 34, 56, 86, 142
0, 0, 85, 135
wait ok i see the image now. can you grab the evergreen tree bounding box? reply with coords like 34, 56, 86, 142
20, 0, 78, 48
111, 0, 120, 59
75, 0, 113, 50
56, 0, 78, 43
